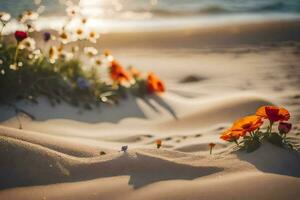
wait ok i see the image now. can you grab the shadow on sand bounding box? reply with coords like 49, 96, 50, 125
0, 136, 221, 190
0, 94, 178, 123
94, 153, 220, 189
236, 142, 300, 178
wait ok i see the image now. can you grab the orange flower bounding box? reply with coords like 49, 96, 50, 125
256, 106, 290, 122
220, 115, 262, 142
156, 139, 162, 149
209, 143, 216, 148
110, 60, 131, 84
220, 129, 244, 142
232, 115, 263, 133
147, 73, 165, 93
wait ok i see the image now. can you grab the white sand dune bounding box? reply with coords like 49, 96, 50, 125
0, 93, 272, 138
0, 132, 299, 199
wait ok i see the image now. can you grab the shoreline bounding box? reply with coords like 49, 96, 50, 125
97, 19, 300, 49
5, 19, 300, 50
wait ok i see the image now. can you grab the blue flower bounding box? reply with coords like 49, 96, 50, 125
77, 77, 90, 90
43, 32, 51, 42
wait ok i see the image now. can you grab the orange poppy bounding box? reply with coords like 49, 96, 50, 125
220, 129, 244, 142
156, 139, 162, 149
256, 106, 290, 122
232, 115, 263, 133
220, 115, 263, 142
147, 73, 165, 93
208, 143, 216, 148
110, 60, 131, 84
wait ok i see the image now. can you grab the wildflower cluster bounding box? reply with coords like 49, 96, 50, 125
220, 106, 294, 152
0, 3, 165, 112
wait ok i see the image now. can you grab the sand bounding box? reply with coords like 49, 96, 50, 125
0, 19, 300, 199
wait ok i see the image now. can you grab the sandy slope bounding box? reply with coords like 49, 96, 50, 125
1, 20, 300, 199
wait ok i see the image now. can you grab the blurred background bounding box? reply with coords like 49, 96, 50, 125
1, 0, 300, 32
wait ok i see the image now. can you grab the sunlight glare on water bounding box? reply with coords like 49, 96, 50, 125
79, 0, 104, 18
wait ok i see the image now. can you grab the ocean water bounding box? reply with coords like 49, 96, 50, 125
1, 0, 300, 32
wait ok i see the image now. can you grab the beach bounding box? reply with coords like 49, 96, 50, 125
0, 17, 300, 200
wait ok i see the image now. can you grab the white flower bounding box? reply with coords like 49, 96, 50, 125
75, 28, 85, 40
0, 12, 11, 22
18, 62, 23, 67
28, 54, 34, 59
59, 51, 73, 60
33, 49, 42, 59
19, 37, 36, 51
66, 6, 80, 17
26, 23, 36, 32
84, 47, 98, 57
9, 63, 17, 70
0, 69, 5, 75
20, 10, 39, 22
49, 47, 58, 64
102, 49, 114, 61
59, 31, 70, 44
88, 31, 99, 43
94, 58, 102, 66
81, 17, 88, 24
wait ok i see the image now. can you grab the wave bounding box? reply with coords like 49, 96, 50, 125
130, 2, 300, 18
132, 6, 230, 17
2, 0, 300, 20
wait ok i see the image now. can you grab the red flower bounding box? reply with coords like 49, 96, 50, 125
14, 31, 28, 42
147, 73, 165, 94
278, 122, 292, 134
110, 60, 131, 84
256, 106, 290, 122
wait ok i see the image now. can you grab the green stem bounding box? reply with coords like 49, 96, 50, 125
249, 132, 254, 137
266, 120, 273, 136
283, 133, 287, 143
234, 139, 239, 147
0, 22, 6, 42
269, 121, 273, 133
13, 42, 20, 64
